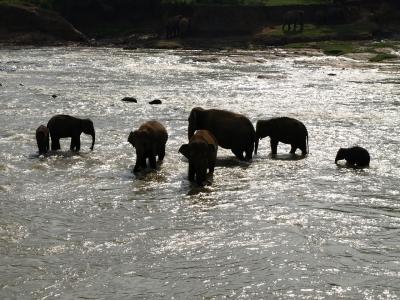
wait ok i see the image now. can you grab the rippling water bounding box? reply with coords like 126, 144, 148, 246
1, 47, 400, 299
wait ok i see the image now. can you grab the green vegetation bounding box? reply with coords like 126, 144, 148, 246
0, 0, 332, 7
369, 53, 398, 62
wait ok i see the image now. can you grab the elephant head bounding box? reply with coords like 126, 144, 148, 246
188, 107, 205, 140
128, 129, 154, 170
179, 141, 217, 185
334, 148, 346, 164
36, 125, 49, 154
81, 119, 95, 150
255, 120, 271, 154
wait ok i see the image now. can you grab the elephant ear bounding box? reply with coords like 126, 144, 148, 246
128, 131, 137, 147
179, 144, 190, 159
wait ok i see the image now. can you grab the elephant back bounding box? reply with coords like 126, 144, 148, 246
139, 120, 168, 145
204, 109, 255, 150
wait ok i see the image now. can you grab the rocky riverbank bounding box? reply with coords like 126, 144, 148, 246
0, 3, 87, 46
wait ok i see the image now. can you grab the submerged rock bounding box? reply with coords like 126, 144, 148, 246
121, 97, 137, 103
149, 99, 162, 105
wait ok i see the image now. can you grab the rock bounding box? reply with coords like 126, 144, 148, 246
52, 94, 57, 98
0, 4, 87, 44
149, 99, 162, 105
19, 83, 24, 86
328, 73, 336, 76
257, 75, 268, 79
121, 97, 137, 103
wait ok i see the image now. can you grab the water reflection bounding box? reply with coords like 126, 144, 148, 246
0, 47, 399, 299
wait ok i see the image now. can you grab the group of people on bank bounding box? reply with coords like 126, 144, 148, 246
35, 107, 370, 186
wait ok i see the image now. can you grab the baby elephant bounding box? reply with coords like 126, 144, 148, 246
36, 125, 49, 154
335, 146, 370, 167
179, 130, 218, 186
47, 115, 95, 152
128, 120, 168, 172
255, 117, 308, 156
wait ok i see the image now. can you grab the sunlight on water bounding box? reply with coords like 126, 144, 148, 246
0, 47, 399, 299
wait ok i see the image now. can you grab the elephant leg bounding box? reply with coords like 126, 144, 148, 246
46, 137, 50, 152
232, 149, 245, 161
209, 160, 215, 174
51, 137, 61, 150
299, 141, 307, 155
290, 144, 297, 154
149, 155, 157, 169
134, 156, 146, 172
70, 136, 80, 152
140, 157, 147, 170
158, 145, 166, 161
270, 139, 278, 155
188, 163, 195, 181
134, 160, 141, 172
245, 144, 254, 161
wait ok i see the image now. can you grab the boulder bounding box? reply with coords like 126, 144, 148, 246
0, 4, 87, 44
149, 99, 162, 105
121, 97, 137, 103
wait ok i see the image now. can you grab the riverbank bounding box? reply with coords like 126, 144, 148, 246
0, 2, 400, 62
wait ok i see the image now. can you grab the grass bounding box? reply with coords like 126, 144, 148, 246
369, 53, 398, 62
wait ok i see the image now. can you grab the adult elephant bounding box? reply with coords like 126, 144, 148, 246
179, 130, 218, 185
36, 125, 49, 154
166, 15, 190, 38
128, 120, 168, 173
255, 117, 308, 156
47, 115, 95, 152
282, 10, 304, 32
335, 146, 370, 167
188, 107, 255, 161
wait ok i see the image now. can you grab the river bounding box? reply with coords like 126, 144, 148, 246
0, 47, 400, 299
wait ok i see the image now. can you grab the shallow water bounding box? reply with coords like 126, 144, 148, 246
1, 47, 400, 299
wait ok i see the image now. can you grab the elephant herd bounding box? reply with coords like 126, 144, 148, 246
35, 107, 370, 186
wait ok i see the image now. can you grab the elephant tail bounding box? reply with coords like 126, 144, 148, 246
254, 136, 259, 155
306, 133, 309, 154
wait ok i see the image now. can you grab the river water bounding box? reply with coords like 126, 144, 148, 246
0, 47, 399, 299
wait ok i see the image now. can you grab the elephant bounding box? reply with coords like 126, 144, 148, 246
188, 107, 255, 161
335, 146, 370, 167
179, 130, 218, 185
47, 115, 95, 152
128, 120, 168, 173
282, 10, 304, 32
166, 15, 190, 38
255, 117, 308, 156
36, 125, 49, 154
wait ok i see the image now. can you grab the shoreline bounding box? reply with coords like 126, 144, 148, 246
1, 36, 399, 64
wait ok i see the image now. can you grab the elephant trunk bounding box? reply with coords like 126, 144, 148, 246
188, 123, 195, 141
334, 153, 341, 164
90, 132, 95, 151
